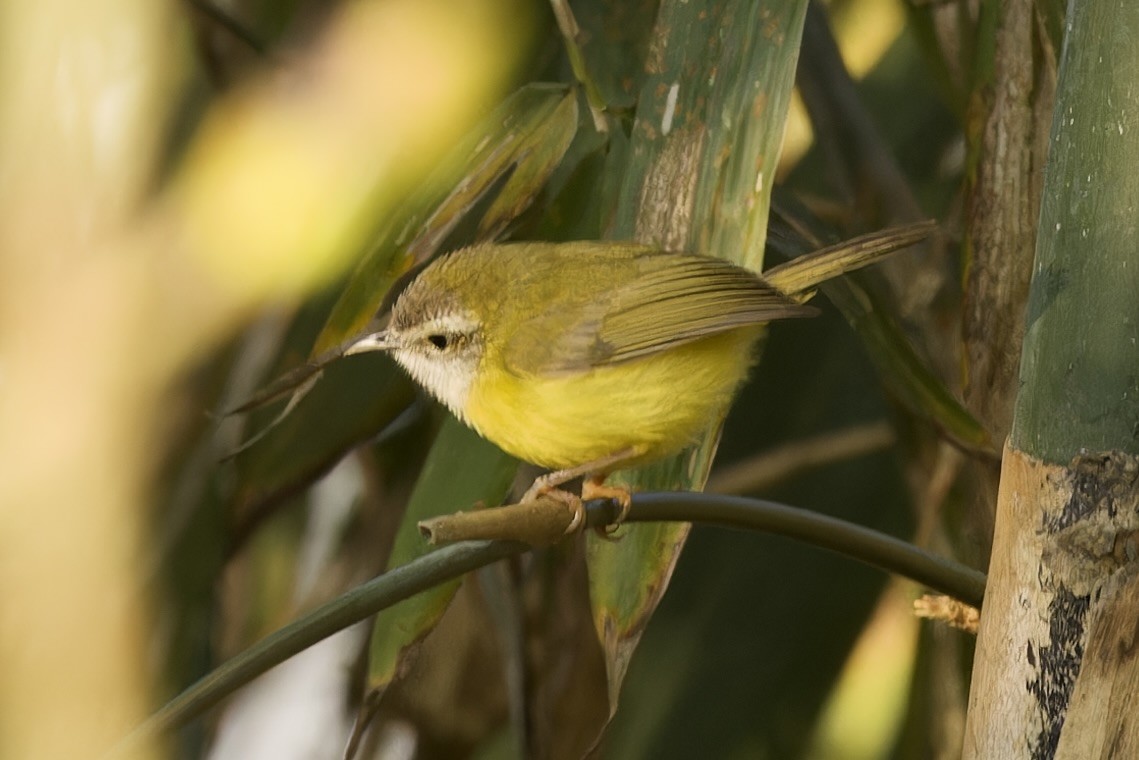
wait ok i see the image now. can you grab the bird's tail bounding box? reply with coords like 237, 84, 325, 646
763, 220, 937, 299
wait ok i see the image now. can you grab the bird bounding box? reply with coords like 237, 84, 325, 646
345, 222, 934, 530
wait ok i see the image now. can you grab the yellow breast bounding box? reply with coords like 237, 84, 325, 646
464, 327, 761, 470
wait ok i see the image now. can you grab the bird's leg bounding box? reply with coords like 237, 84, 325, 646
521, 448, 639, 534
521, 448, 639, 501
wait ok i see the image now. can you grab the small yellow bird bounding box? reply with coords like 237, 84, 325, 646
346, 222, 933, 525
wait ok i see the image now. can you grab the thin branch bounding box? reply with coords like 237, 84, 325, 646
623, 493, 986, 608
113, 492, 985, 752
706, 421, 896, 494
549, 0, 608, 133
112, 540, 527, 757
914, 594, 980, 634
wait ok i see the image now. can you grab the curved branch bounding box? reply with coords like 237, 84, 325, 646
115, 540, 527, 756
620, 493, 987, 608
116, 493, 985, 752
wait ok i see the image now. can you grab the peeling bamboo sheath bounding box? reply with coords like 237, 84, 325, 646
963, 444, 1139, 759
419, 497, 581, 546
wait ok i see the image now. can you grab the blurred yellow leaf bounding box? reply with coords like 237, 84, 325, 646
173, 0, 530, 300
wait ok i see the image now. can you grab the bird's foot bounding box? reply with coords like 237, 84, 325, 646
582, 478, 632, 537
521, 477, 584, 534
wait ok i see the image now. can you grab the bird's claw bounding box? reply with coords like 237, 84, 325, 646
582, 481, 632, 538
521, 483, 584, 535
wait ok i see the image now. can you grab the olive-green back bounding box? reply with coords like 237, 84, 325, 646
436, 242, 814, 376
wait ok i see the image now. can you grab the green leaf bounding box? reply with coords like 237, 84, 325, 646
587, 0, 810, 713
366, 417, 517, 691
573, 0, 662, 113
475, 89, 579, 240
230, 84, 578, 509
314, 83, 578, 353
823, 276, 992, 454
232, 353, 416, 511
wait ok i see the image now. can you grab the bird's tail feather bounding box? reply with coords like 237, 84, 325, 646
763, 220, 936, 299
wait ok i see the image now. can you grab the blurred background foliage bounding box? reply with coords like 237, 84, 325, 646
0, 0, 1061, 757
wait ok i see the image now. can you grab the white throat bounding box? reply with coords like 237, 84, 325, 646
391, 346, 477, 420
384, 310, 483, 421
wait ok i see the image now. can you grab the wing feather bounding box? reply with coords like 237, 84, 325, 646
504, 252, 815, 375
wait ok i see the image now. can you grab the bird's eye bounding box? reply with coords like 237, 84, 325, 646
427, 334, 449, 350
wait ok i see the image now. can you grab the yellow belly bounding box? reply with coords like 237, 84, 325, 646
464, 328, 761, 470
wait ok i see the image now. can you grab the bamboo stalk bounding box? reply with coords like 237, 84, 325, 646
962, 0, 1139, 754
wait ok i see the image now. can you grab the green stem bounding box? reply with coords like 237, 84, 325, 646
622, 493, 987, 607
114, 540, 526, 756
116, 494, 984, 751
1009, 0, 1139, 462
548, 0, 608, 132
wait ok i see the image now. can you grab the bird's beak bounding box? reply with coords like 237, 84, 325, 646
343, 331, 397, 356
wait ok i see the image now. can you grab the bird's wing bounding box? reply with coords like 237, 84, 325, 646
503, 253, 816, 376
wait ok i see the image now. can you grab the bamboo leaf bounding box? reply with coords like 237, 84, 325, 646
314, 83, 578, 353
588, 0, 810, 715
475, 89, 579, 240
765, 209, 991, 456
365, 417, 517, 692
232, 353, 416, 511
230, 84, 577, 507
824, 277, 992, 454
